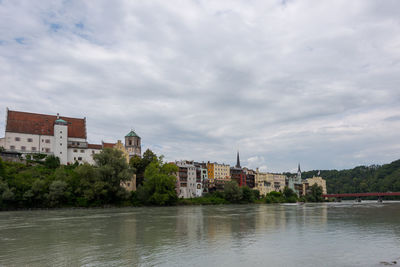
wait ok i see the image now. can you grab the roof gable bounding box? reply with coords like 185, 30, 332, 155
6, 110, 86, 139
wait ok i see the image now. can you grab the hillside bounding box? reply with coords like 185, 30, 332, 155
301, 159, 400, 194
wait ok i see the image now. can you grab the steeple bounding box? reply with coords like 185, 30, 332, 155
298, 163, 301, 173
236, 151, 241, 168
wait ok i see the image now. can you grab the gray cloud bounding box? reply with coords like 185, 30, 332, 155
0, 0, 400, 172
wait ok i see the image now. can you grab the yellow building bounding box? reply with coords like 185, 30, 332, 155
255, 169, 286, 196
207, 162, 230, 180
303, 176, 327, 195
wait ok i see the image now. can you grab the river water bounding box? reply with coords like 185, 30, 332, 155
0, 202, 400, 267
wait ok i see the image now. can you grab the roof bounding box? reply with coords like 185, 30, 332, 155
88, 144, 102, 149
55, 118, 68, 125
125, 130, 140, 138
6, 110, 86, 139
102, 142, 116, 148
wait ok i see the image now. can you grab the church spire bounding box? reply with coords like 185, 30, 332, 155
236, 151, 241, 168
298, 163, 301, 173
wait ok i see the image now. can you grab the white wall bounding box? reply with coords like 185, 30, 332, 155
0, 137, 4, 148
67, 148, 101, 165
54, 124, 68, 164
4, 132, 54, 153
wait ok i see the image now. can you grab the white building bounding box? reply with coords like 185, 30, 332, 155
175, 160, 197, 198
0, 109, 103, 165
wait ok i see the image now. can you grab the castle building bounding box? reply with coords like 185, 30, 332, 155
0, 109, 141, 168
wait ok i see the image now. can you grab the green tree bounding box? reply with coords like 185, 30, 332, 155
130, 149, 157, 186
0, 157, 5, 178
137, 157, 178, 205
307, 184, 323, 202
223, 181, 242, 203
93, 148, 133, 203
44, 155, 60, 169
283, 187, 298, 203
241, 186, 255, 203
48, 180, 68, 206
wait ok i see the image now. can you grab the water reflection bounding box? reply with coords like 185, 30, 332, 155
0, 202, 399, 266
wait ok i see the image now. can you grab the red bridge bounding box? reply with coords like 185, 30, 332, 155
322, 192, 400, 202
323, 192, 400, 198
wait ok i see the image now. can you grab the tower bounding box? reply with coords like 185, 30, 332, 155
296, 163, 302, 182
235, 151, 241, 168
53, 114, 68, 164
125, 129, 141, 159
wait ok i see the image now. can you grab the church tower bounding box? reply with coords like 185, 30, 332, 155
296, 163, 302, 182
125, 130, 141, 159
235, 151, 241, 168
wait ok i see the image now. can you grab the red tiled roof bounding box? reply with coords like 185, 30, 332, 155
102, 142, 116, 148
6, 110, 86, 139
88, 144, 102, 149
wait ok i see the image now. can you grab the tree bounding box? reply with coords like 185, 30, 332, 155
223, 181, 242, 203
130, 149, 157, 186
307, 184, 323, 202
137, 157, 178, 205
241, 186, 255, 203
93, 148, 133, 203
0, 157, 5, 178
44, 155, 60, 169
283, 187, 298, 203
48, 180, 68, 206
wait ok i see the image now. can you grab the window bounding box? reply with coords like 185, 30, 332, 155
73, 149, 78, 152
74, 157, 76, 160
21, 146, 26, 151
60, 136, 62, 139
45, 148, 50, 153
15, 137, 20, 141
32, 147, 37, 151
45, 139, 50, 143
60, 143, 62, 146
10, 145, 15, 150
127, 183, 131, 187
92, 151, 95, 154
129, 140, 132, 146
42, 139, 44, 142
80, 150, 84, 153
78, 157, 82, 161
77, 142, 80, 145
60, 131, 62, 134
60, 152, 62, 154
27, 138, 33, 142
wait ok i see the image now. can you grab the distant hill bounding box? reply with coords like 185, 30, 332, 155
301, 159, 400, 194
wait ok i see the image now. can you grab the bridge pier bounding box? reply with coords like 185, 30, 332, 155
378, 196, 383, 203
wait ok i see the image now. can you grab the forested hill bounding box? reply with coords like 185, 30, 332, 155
301, 159, 400, 194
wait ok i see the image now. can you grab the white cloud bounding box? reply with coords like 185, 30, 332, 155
0, 0, 400, 172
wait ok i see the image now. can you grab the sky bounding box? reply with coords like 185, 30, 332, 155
0, 0, 399, 173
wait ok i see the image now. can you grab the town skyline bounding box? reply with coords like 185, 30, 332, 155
1, 1, 400, 172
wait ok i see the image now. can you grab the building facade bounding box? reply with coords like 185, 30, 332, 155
303, 176, 327, 195
230, 151, 247, 187
255, 169, 287, 196
175, 160, 197, 198
288, 164, 304, 196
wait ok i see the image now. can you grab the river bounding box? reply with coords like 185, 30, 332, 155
0, 202, 400, 266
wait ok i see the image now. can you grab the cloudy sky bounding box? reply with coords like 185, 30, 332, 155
0, 0, 399, 172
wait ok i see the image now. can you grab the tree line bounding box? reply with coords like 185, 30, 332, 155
301, 159, 400, 195
0, 148, 325, 210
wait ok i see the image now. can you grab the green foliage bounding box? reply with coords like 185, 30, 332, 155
129, 149, 157, 186
301, 159, 400, 196
0, 157, 5, 178
137, 158, 178, 205
223, 181, 242, 203
306, 184, 323, 202
44, 155, 61, 169
241, 186, 255, 203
